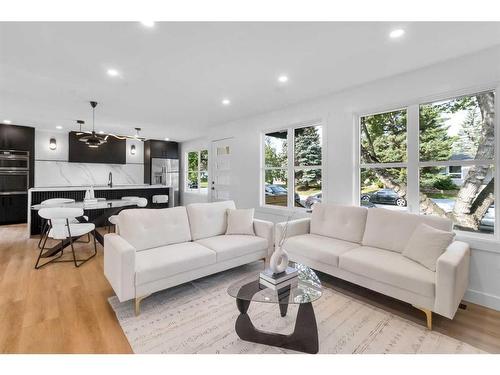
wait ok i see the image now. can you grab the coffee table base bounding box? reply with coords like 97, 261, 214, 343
235, 298, 319, 354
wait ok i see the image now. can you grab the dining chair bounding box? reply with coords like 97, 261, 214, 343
35, 207, 97, 269
37, 198, 89, 249
107, 197, 148, 233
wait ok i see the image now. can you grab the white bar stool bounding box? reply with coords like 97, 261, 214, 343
35, 207, 97, 269
107, 197, 148, 233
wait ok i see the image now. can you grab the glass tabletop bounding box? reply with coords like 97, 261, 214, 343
227, 263, 322, 305
31, 199, 138, 211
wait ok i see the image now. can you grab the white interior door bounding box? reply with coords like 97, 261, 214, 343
211, 138, 233, 201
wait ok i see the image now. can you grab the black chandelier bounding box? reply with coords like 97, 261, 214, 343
77, 101, 145, 148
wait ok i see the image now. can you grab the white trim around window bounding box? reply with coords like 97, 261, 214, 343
260, 119, 326, 212
185, 149, 209, 194
354, 84, 500, 252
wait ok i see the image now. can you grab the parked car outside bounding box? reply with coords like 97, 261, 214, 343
305, 193, 322, 209
479, 204, 495, 233
360, 189, 407, 207
265, 184, 302, 206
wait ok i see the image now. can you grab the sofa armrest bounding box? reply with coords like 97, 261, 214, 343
275, 218, 311, 250
434, 240, 470, 319
253, 219, 274, 258
104, 233, 137, 302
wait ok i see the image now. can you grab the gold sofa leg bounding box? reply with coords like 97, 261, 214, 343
135, 294, 151, 316
413, 305, 432, 330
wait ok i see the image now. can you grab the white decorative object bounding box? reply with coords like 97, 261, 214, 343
269, 246, 289, 274
269, 212, 293, 274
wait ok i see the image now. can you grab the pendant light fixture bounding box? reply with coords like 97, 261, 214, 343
78, 101, 107, 148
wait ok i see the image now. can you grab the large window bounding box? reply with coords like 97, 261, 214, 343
359, 109, 408, 211
263, 123, 323, 209
186, 149, 208, 193
358, 90, 496, 235
419, 92, 495, 234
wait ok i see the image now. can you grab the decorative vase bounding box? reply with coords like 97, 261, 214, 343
269, 246, 289, 274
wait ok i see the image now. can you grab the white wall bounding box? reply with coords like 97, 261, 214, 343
179, 137, 211, 205
180, 45, 500, 311
34, 130, 144, 186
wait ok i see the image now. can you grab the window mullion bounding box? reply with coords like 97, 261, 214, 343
287, 128, 294, 208
407, 104, 420, 213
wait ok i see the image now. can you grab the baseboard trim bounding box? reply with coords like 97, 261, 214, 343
464, 289, 500, 312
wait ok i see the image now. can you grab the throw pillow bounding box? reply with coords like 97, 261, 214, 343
402, 223, 455, 271
225, 208, 255, 235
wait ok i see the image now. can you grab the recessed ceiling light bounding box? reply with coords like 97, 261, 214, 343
278, 75, 289, 83
107, 68, 120, 77
164, 137, 170, 141
389, 29, 405, 39
222, 98, 231, 106
140, 21, 155, 28
3, 119, 12, 124
56, 125, 63, 130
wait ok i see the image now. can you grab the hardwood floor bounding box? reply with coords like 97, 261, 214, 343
1, 223, 500, 353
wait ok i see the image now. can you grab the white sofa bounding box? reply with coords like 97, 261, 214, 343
104, 200, 273, 315
275, 204, 470, 329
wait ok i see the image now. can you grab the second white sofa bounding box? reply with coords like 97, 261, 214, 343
104, 200, 273, 315
276, 203, 470, 329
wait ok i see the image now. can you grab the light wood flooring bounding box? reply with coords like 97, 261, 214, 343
1, 223, 500, 353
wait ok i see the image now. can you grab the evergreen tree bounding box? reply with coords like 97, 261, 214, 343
294, 127, 322, 189
452, 106, 482, 157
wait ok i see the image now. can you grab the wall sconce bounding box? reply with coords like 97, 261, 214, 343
130, 144, 136, 155
49, 137, 57, 150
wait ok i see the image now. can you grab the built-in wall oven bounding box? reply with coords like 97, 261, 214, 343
0, 150, 30, 195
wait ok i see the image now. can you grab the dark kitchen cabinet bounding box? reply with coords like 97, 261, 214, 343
0, 194, 28, 224
0, 124, 35, 188
146, 140, 179, 159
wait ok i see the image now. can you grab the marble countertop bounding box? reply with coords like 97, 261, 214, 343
29, 184, 171, 192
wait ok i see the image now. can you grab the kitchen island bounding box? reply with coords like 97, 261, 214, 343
28, 184, 173, 237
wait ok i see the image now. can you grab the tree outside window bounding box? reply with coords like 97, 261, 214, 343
359, 91, 495, 234
263, 124, 322, 209
187, 150, 208, 193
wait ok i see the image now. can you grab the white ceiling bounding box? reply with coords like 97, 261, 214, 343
1, 22, 500, 141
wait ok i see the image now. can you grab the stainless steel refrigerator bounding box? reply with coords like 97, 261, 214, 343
151, 158, 179, 206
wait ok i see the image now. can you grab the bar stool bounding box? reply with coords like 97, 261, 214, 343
107, 197, 148, 233
152, 194, 168, 208
38, 198, 90, 249
35, 207, 97, 269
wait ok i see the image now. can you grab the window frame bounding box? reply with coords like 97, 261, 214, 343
185, 149, 209, 194
354, 85, 500, 246
261, 120, 325, 211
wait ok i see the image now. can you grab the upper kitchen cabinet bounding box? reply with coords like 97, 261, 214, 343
145, 140, 179, 159
0, 124, 35, 151
68, 131, 127, 164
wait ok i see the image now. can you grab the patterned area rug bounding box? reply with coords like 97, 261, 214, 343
108, 262, 483, 354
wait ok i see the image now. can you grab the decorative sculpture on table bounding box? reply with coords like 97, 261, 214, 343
269, 213, 294, 274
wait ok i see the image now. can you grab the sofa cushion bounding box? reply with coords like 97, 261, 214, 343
310, 204, 368, 243
339, 246, 436, 297
119, 207, 191, 252
226, 208, 255, 236
362, 208, 453, 253
403, 223, 455, 271
187, 200, 236, 240
196, 235, 267, 262
135, 242, 216, 285
284, 234, 360, 267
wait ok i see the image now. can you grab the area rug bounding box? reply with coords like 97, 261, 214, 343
108, 262, 483, 354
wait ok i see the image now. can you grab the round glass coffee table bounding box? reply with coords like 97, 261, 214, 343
227, 263, 322, 354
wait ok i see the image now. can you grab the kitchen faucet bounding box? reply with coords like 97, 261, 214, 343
108, 172, 113, 188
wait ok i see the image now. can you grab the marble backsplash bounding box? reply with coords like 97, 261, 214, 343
35, 160, 144, 187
